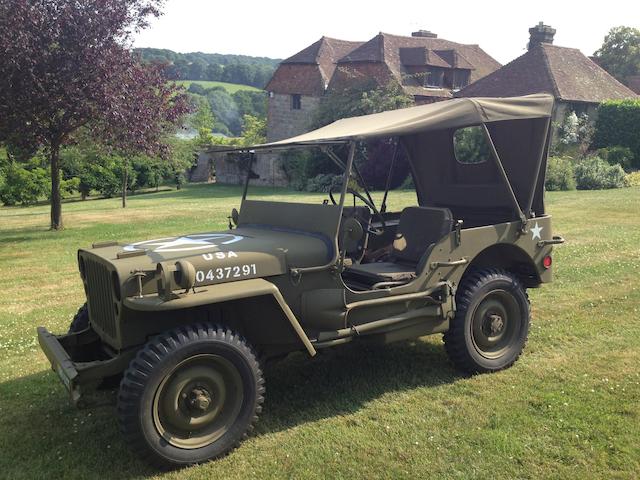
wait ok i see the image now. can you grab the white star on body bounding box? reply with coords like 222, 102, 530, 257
124, 233, 243, 253
530, 222, 543, 241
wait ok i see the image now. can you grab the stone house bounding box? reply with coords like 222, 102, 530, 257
205, 30, 499, 186
456, 23, 638, 124
265, 30, 501, 144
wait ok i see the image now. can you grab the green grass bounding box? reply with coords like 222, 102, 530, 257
173, 79, 261, 93
0, 184, 639, 479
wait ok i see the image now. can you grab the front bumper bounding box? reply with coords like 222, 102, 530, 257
37, 327, 82, 404
37, 327, 136, 407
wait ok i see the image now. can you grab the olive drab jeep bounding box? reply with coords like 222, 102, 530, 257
38, 94, 564, 468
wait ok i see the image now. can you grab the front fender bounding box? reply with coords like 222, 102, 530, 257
123, 278, 316, 356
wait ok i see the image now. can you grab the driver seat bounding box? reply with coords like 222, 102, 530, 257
344, 206, 453, 286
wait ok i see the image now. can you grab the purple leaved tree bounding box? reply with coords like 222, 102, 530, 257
0, 0, 190, 229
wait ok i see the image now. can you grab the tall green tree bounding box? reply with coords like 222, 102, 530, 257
593, 26, 640, 84
314, 81, 413, 129
311, 81, 414, 189
0, 0, 190, 228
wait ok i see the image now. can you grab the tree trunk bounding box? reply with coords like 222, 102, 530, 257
50, 143, 63, 230
121, 162, 127, 208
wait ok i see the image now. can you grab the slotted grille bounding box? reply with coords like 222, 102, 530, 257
82, 255, 117, 340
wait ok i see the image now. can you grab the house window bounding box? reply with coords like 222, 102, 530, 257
424, 69, 444, 88
291, 94, 302, 110
452, 70, 470, 90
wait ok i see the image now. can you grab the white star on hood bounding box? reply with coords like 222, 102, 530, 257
124, 233, 243, 253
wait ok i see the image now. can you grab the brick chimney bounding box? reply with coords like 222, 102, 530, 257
412, 30, 437, 38
528, 22, 555, 50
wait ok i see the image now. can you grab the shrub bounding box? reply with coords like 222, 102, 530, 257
597, 145, 634, 171
305, 173, 343, 193
592, 99, 640, 169
545, 156, 576, 191
552, 111, 593, 157
0, 164, 49, 205
400, 175, 414, 190
574, 156, 626, 190
281, 149, 340, 191
625, 171, 640, 187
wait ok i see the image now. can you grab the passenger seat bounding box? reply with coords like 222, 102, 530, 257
343, 206, 453, 285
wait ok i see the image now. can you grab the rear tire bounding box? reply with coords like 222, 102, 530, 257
117, 324, 264, 469
444, 268, 530, 374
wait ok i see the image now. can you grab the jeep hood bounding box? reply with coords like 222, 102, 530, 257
78, 226, 333, 297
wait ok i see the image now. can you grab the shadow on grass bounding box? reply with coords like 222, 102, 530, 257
0, 339, 460, 478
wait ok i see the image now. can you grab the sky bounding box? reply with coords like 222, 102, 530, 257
133, 0, 640, 65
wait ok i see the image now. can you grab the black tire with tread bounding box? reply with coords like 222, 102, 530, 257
444, 268, 530, 374
68, 303, 89, 333
117, 323, 264, 469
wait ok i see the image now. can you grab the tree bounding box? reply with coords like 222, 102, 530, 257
0, 0, 190, 229
206, 89, 242, 135
314, 81, 413, 129
188, 60, 207, 81
313, 81, 414, 189
206, 63, 223, 81
240, 115, 266, 146
593, 26, 640, 84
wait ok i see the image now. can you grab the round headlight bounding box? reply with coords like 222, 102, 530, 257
174, 260, 196, 290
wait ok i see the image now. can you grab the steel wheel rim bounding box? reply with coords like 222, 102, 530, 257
152, 353, 243, 449
470, 289, 521, 359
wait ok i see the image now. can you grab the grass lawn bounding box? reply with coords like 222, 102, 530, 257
172, 79, 261, 93
0, 184, 638, 479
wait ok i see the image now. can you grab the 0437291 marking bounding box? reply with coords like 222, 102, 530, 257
195, 264, 257, 283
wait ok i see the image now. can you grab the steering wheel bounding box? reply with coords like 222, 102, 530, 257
329, 187, 386, 235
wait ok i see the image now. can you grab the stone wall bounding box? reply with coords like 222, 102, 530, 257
188, 151, 215, 183
189, 150, 290, 187
267, 93, 320, 142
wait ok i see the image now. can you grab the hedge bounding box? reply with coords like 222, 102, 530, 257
592, 99, 640, 169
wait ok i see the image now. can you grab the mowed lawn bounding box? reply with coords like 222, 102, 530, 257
0, 184, 638, 479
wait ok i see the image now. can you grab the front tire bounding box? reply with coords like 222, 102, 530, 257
117, 324, 264, 468
444, 268, 530, 374
68, 303, 89, 333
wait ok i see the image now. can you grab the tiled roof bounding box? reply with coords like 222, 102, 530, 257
268, 37, 363, 94
338, 33, 499, 83
267, 32, 501, 96
456, 43, 638, 103
399, 47, 451, 68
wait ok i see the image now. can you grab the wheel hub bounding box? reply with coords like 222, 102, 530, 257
487, 314, 504, 335
470, 290, 522, 359
152, 354, 244, 449
186, 387, 212, 413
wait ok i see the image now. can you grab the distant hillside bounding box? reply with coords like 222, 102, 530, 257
173, 80, 261, 94
135, 48, 280, 89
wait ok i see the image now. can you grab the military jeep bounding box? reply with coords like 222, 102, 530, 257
38, 94, 564, 468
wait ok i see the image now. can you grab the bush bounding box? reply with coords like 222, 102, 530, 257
592, 99, 640, 169
399, 175, 414, 189
625, 171, 640, 187
545, 156, 576, 191
574, 156, 626, 190
0, 164, 49, 205
281, 149, 340, 191
597, 145, 634, 171
305, 173, 342, 193
552, 111, 593, 157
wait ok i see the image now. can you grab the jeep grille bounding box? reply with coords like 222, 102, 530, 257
82, 255, 117, 340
